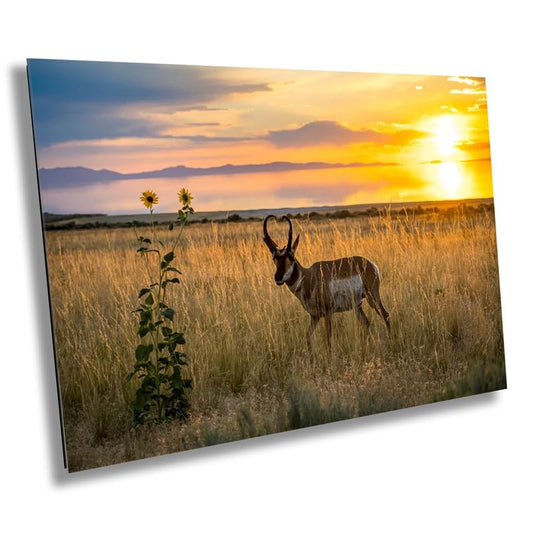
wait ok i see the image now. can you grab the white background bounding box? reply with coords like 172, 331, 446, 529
1, 1, 532, 531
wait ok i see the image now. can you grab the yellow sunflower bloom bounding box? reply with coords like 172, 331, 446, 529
140, 190, 159, 209
178, 188, 193, 207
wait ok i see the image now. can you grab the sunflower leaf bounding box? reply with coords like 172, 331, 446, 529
162, 308, 175, 321
163, 251, 175, 263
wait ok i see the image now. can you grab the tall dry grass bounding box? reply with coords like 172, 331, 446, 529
44, 210, 505, 471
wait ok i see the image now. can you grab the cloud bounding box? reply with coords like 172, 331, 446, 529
467, 102, 488, 112
450, 88, 486, 95
420, 159, 444, 165
447, 76, 486, 97
178, 105, 228, 112
161, 134, 256, 143
265, 121, 382, 147
390, 129, 428, 145
440, 105, 459, 113
460, 157, 492, 163
447, 76, 483, 86
264, 121, 427, 148
28, 60, 271, 106
93, 120, 426, 148
455, 141, 491, 152
27, 59, 271, 147
420, 156, 492, 165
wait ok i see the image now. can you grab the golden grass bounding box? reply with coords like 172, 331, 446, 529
45, 210, 505, 471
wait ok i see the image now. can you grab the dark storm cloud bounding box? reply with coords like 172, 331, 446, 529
27, 59, 271, 147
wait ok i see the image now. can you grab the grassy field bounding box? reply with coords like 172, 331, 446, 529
45, 207, 505, 471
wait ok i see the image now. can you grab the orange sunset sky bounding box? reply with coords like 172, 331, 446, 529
27, 60, 493, 214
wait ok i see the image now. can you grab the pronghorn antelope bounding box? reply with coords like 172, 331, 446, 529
263, 215, 390, 350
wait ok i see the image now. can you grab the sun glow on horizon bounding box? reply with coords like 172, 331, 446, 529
435, 115, 460, 156
438, 162, 463, 197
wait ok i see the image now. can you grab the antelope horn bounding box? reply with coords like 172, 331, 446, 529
263, 215, 278, 252
282, 215, 293, 252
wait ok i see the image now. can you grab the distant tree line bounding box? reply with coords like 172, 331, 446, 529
43, 203, 494, 231
43, 212, 105, 223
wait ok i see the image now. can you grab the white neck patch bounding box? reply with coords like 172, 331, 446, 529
281, 262, 295, 283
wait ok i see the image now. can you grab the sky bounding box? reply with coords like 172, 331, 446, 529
27, 59, 493, 214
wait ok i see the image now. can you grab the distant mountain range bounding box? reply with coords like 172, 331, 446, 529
37, 160, 397, 189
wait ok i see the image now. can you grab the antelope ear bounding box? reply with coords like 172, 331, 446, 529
292, 234, 300, 253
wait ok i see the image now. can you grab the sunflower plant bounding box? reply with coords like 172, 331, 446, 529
128, 188, 195, 426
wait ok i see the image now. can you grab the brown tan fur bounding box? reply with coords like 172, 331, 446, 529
264, 215, 390, 350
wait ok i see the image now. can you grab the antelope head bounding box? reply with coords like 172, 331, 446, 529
263, 215, 300, 285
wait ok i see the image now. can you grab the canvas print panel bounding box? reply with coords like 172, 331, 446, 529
27, 59, 505, 472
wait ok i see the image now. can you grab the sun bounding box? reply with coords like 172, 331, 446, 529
435, 115, 459, 155
438, 162, 462, 196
